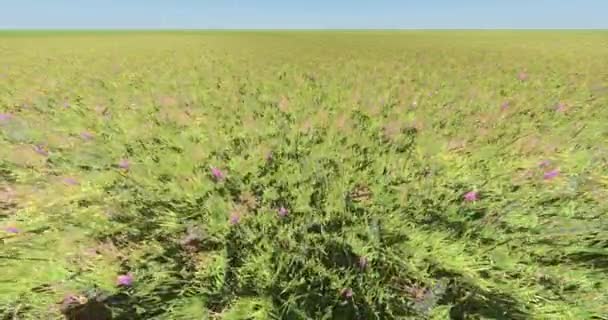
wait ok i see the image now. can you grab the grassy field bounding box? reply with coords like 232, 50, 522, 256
1, 31, 608, 319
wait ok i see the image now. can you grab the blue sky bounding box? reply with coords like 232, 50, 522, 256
1, 0, 606, 29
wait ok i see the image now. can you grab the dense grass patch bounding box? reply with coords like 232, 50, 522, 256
1, 31, 608, 319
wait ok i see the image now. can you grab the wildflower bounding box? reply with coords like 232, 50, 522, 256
118, 159, 130, 170
543, 169, 559, 180
500, 101, 510, 110
464, 191, 478, 202
80, 131, 94, 140
341, 288, 354, 299
229, 212, 240, 225
211, 167, 225, 181
278, 207, 289, 217
0, 113, 12, 122
33, 145, 49, 156
518, 71, 528, 81
538, 160, 551, 168
555, 103, 566, 112
358, 256, 368, 270
116, 273, 134, 287
4, 227, 19, 234
63, 177, 80, 186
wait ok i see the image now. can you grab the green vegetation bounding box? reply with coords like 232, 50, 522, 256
1, 31, 608, 319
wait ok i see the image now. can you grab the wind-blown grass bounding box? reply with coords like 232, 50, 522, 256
1, 31, 608, 319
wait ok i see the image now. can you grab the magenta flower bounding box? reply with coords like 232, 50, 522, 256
341, 288, 354, 299
80, 131, 94, 140
4, 227, 19, 234
464, 191, 479, 202
0, 113, 12, 122
63, 177, 80, 186
518, 71, 528, 81
278, 207, 289, 217
33, 145, 49, 157
539, 160, 551, 168
229, 212, 241, 225
118, 159, 130, 170
211, 167, 225, 181
543, 169, 559, 180
500, 101, 510, 111
117, 273, 134, 287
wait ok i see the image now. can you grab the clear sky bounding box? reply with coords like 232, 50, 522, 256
1, 0, 606, 30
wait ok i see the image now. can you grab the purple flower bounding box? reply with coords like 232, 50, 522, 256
500, 101, 510, 111
464, 191, 479, 202
80, 131, 94, 140
538, 160, 551, 168
4, 227, 19, 234
358, 256, 368, 270
543, 169, 559, 180
518, 71, 528, 81
33, 145, 49, 157
211, 167, 225, 181
117, 273, 134, 287
555, 103, 566, 112
0, 113, 12, 122
278, 207, 289, 217
118, 159, 130, 170
63, 177, 80, 186
229, 212, 241, 225
341, 288, 354, 299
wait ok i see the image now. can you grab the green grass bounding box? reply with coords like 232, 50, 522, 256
1, 31, 608, 319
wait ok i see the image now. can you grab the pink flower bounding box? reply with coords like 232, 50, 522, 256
117, 273, 134, 287
229, 212, 240, 225
538, 160, 551, 168
4, 227, 19, 234
63, 177, 80, 186
464, 191, 479, 202
0, 113, 12, 122
33, 145, 49, 157
80, 131, 94, 140
118, 159, 130, 170
500, 101, 510, 111
278, 207, 289, 217
543, 169, 559, 180
341, 288, 354, 299
518, 71, 528, 81
211, 167, 225, 181
555, 103, 566, 112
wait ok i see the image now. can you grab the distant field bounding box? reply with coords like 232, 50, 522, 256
1, 31, 608, 319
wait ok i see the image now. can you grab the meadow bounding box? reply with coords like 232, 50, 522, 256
1, 31, 608, 319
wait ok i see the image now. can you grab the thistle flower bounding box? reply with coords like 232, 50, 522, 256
518, 71, 528, 81
80, 131, 94, 140
33, 145, 49, 156
4, 227, 19, 234
500, 101, 510, 111
116, 273, 134, 287
464, 191, 478, 202
544, 169, 559, 180
211, 167, 225, 181
278, 207, 289, 217
538, 160, 551, 168
63, 177, 80, 186
341, 288, 353, 299
0, 113, 12, 122
229, 212, 241, 225
118, 159, 130, 170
